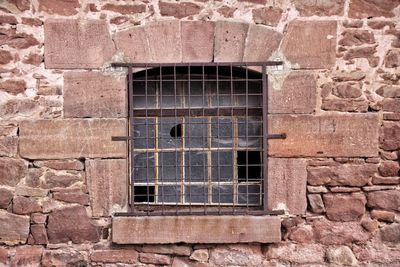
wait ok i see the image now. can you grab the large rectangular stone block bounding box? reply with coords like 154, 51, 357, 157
44, 19, 115, 69
268, 158, 307, 214
268, 114, 379, 157
112, 216, 281, 244
113, 26, 150, 63
86, 159, 128, 217
181, 21, 215, 62
244, 24, 282, 62
19, 119, 126, 159
64, 72, 127, 118
214, 21, 249, 62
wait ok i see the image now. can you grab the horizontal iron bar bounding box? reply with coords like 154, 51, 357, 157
267, 133, 287, 139
112, 136, 131, 141
111, 62, 284, 68
133, 107, 262, 117
114, 209, 284, 216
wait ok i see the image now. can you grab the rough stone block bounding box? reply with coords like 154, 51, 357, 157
181, 21, 215, 62
91, 250, 138, 263
0, 210, 30, 245
380, 121, 400, 151
269, 71, 316, 114
281, 20, 337, 69
86, 159, 128, 217
0, 158, 27, 186
243, 24, 282, 62
214, 21, 249, 62
113, 26, 150, 63
113, 216, 281, 244
293, 0, 345, 16
323, 193, 366, 221
348, 0, 399, 18
19, 119, 126, 159
38, 0, 80, 15
367, 190, 400, 212
64, 72, 126, 118
268, 114, 379, 157
268, 158, 307, 214
44, 19, 115, 69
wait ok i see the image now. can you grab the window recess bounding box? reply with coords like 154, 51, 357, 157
112, 62, 286, 216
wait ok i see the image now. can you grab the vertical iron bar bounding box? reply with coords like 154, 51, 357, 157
128, 66, 135, 212
262, 64, 269, 212
188, 65, 192, 215
145, 66, 150, 216
160, 65, 164, 215
216, 64, 221, 215
174, 65, 178, 215
230, 64, 235, 215
245, 64, 249, 214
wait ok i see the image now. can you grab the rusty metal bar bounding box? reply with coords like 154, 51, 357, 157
112, 62, 284, 68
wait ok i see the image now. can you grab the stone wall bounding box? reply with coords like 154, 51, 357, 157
0, 0, 399, 266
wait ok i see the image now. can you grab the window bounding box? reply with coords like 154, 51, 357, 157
112, 62, 285, 216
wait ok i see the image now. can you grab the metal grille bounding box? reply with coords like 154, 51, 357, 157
112, 62, 285, 216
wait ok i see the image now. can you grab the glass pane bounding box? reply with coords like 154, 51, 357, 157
185, 185, 208, 204
237, 151, 262, 182
211, 151, 233, 182
185, 118, 207, 148
211, 118, 233, 148
185, 81, 208, 108
159, 81, 182, 108
158, 185, 181, 204
238, 184, 261, 205
133, 152, 155, 183
133, 118, 155, 149
158, 118, 183, 149
210, 81, 232, 107
238, 117, 262, 148
184, 151, 207, 182
235, 81, 262, 107
158, 152, 181, 182
133, 185, 155, 203
132, 81, 156, 109
212, 184, 233, 203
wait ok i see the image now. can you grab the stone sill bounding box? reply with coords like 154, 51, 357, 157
112, 215, 281, 244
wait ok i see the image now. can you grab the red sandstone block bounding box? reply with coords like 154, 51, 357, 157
214, 21, 248, 62
113, 26, 150, 63
323, 193, 366, 222
181, 21, 215, 62
91, 250, 138, 263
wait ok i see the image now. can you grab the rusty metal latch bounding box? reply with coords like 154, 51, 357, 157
112, 136, 131, 141
267, 133, 286, 139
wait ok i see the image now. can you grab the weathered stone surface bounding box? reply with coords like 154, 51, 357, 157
0, 188, 13, 209
321, 98, 368, 112
15, 186, 48, 197
6, 33, 39, 49
268, 158, 307, 214
33, 159, 84, 171
349, 0, 400, 18
381, 122, 400, 151
12, 196, 42, 215
64, 72, 126, 118
47, 205, 100, 244
0, 136, 17, 157
214, 21, 248, 62
159, 1, 200, 18
44, 19, 115, 69
139, 253, 171, 265
30, 224, 48, 245
353, 244, 400, 265
333, 83, 362, 98
307, 185, 328, 193
289, 225, 314, 243
38, 0, 79, 15
101, 3, 145, 14
0, 247, 6, 264
0, 15, 17, 24
376, 85, 400, 98
373, 176, 400, 185
0, 210, 30, 245
190, 249, 209, 262
86, 159, 127, 217
313, 219, 371, 245
0, 50, 12, 64
379, 161, 399, 177
367, 190, 400, 211
308, 164, 376, 186
382, 99, 400, 113
269, 71, 316, 114
380, 223, 400, 243
91, 250, 138, 263
339, 30, 375, 46
113, 216, 281, 244
308, 194, 325, 213
144, 20, 182, 63
181, 21, 214, 62
42, 250, 86, 267
244, 25, 282, 62
267, 244, 324, 264
294, 0, 345, 16
252, 7, 283, 26
217, 6, 236, 18
368, 20, 395, 29
330, 186, 361, 193
43, 172, 83, 189
269, 114, 379, 157
0, 158, 27, 187
371, 209, 395, 222
10, 246, 43, 267
53, 191, 89, 205
343, 46, 377, 60
141, 245, 192, 256
22, 53, 43, 66
21, 17, 43, 27
323, 193, 366, 221
332, 70, 366, 82
364, 185, 397, 192
113, 26, 149, 63
326, 246, 358, 266
0, 79, 26, 95
281, 20, 336, 69
19, 119, 126, 159
209, 245, 262, 266
385, 49, 400, 68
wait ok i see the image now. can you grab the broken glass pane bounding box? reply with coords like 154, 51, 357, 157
238, 117, 262, 147
237, 151, 262, 182
133, 152, 155, 183
185, 118, 207, 148
211, 151, 233, 182
211, 118, 233, 148
212, 184, 234, 203
184, 151, 207, 182
158, 185, 181, 204
238, 184, 261, 205
158, 152, 181, 182
158, 118, 183, 149
185, 185, 208, 204
133, 118, 155, 149
134, 185, 155, 203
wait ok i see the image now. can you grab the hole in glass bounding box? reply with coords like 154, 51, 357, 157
170, 124, 182, 138
237, 151, 262, 182
134, 186, 155, 203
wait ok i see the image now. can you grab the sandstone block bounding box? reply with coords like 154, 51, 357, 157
376, 85, 400, 98
349, 0, 400, 18
0, 188, 13, 209
141, 245, 192, 256
0, 210, 30, 245
33, 159, 84, 171
19, 119, 126, 159
293, 0, 345, 16
269, 114, 379, 157
53, 191, 89, 206
64, 72, 126, 118
321, 98, 368, 112
114, 26, 150, 63
181, 21, 214, 62
385, 49, 400, 68
47, 205, 100, 244
269, 71, 316, 114
281, 20, 336, 69
268, 158, 307, 214
326, 246, 358, 266
323, 193, 366, 221
101, 3, 146, 14
214, 21, 248, 62
139, 253, 171, 265
12, 196, 42, 215
252, 7, 283, 26
380, 121, 400, 151
44, 19, 115, 69
0, 79, 26, 95
0, 158, 27, 186
367, 190, 400, 212
38, 0, 79, 15
159, 1, 200, 19
209, 245, 263, 266
10, 246, 43, 267
380, 223, 400, 243
91, 250, 138, 263
86, 159, 127, 217
30, 224, 48, 245
379, 161, 400, 177
243, 25, 282, 62
190, 249, 209, 262
308, 194, 325, 213
43, 172, 83, 189
339, 30, 375, 46
267, 243, 325, 264
371, 209, 395, 222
